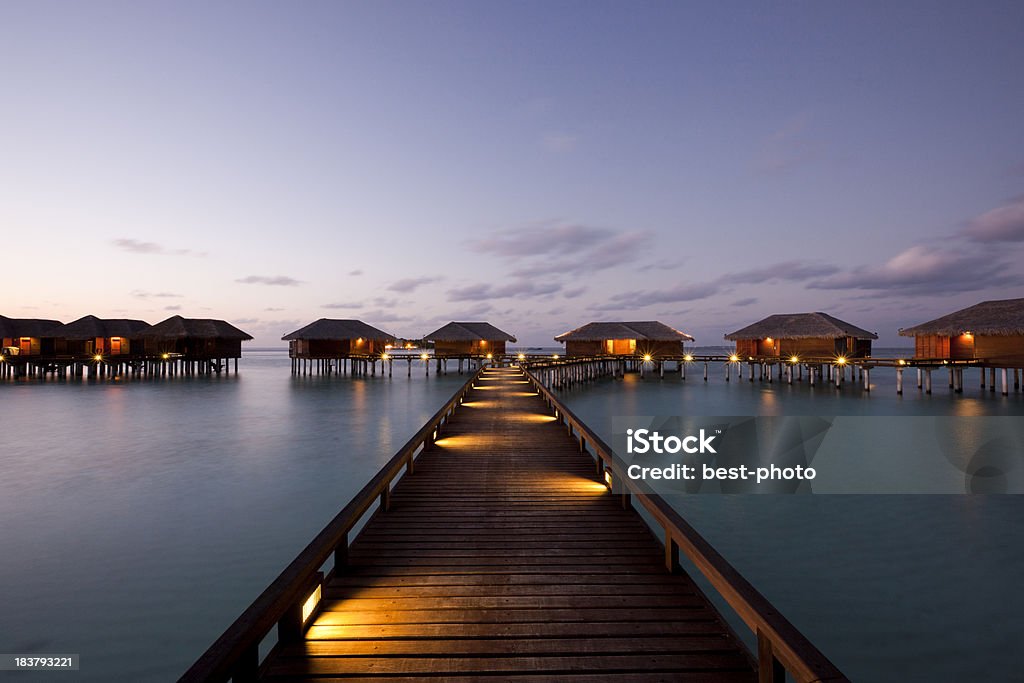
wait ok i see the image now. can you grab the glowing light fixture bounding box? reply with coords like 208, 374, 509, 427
683, 354, 693, 362
789, 355, 799, 364
517, 353, 526, 361
381, 353, 390, 360
603, 469, 613, 488
963, 331, 973, 338
898, 359, 906, 366
486, 353, 493, 359
161, 353, 169, 360
94, 354, 103, 362
643, 354, 652, 362
301, 583, 322, 623
729, 354, 739, 362
552, 354, 559, 359
765, 337, 773, 343
835, 356, 847, 366
420, 353, 429, 360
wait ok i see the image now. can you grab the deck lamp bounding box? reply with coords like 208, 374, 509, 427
552, 354, 559, 359
161, 353, 170, 360
603, 469, 613, 488
790, 355, 799, 364
683, 354, 693, 362
486, 353, 493, 360
835, 356, 847, 366
729, 354, 739, 362
420, 353, 429, 361
643, 354, 652, 362
517, 353, 525, 361
898, 359, 906, 366
94, 354, 103, 362
381, 353, 390, 360
301, 582, 322, 624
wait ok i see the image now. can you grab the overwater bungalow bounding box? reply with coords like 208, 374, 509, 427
282, 319, 395, 358
424, 322, 516, 356
554, 321, 694, 357
0, 316, 62, 357
899, 298, 1024, 366
52, 315, 150, 359
725, 312, 877, 359
141, 315, 252, 359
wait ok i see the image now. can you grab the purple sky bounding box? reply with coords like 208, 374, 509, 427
3, 2, 1024, 346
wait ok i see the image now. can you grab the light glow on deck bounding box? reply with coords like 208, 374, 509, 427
301, 583, 322, 624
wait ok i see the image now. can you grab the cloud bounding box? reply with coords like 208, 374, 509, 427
808, 245, 1023, 294
321, 302, 363, 310
563, 287, 587, 299
235, 275, 303, 286
372, 297, 399, 307
349, 269, 364, 276
360, 309, 411, 323
131, 290, 182, 299
963, 196, 1024, 242
234, 317, 260, 324
498, 228, 651, 279
447, 280, 562, 302
387, 276, 441, 293
113, 238, 202, 256
608, 281, 723, 307
730, 261, 838, 284
753, 114, 823, 174
731, 297, 758, 307
264, 307, 284, 312
472, 222, 612, 258
164, 304, 182, 311
543, 133, 577, 152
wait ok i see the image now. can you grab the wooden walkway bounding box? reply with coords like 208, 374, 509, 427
262, 366, 756, 681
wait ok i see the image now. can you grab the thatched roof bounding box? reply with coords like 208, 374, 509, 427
724, 313, 877, 341
899, 298, 1024, 337
425, 322, 516, 343
141, 315, 253, 340
0, 316, 62, 338
555, 321, 694, 342
54, 315, 150, 340
282, 319, 395, 342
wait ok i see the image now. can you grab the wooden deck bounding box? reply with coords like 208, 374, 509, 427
262, 366, 756, 681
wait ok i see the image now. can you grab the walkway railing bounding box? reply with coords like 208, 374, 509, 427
521, 366, 850, 683
179, 368, 484, 683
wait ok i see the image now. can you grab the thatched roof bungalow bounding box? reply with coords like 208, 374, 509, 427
898, 298, 1024, 366
725, 313, 877, 359
554, 321, 694, 357
424, 322, 516, 356
141, 315, 252, 359
282, 319, 395, 358
52, 315, 150, 358
0, 316, 62, 357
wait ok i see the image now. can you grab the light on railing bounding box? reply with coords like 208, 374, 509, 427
94, 354, 103, 362
835, 356, 847, 366
642, 354, 652, 362
789, 355, 799, 364
420, 353, 429, 360
301, 582, 322, 624
683, 354, 693, 362
898, 359, 906, 366
552, 354, 559, 359
161, 353, 170, 360
517, 353, 525, 361
486, 353, 492, 359
603, 469, 613, 488
729, 354, 739, 362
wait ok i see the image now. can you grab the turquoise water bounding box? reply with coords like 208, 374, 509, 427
556, 355, 1024, 682
1, 349, 1021, 681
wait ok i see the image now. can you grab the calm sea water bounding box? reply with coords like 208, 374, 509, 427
1, 349, 1021, 681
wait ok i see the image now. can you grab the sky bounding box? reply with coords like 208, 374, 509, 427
3, 1, 1024, 347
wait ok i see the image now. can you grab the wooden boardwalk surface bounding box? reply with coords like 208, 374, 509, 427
262, 366, 756, 681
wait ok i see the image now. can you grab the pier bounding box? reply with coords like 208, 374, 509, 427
182, 366, 847, 682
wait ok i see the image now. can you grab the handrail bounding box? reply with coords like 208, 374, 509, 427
521, 366, 850, 683
180, 367, 485, 683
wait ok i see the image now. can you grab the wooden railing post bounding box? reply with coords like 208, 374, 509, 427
230, 644, 259, 682
665, 529, 680, 574
757, 629, 785, 683
334, 530, 348, 571
380, 485, 391, 512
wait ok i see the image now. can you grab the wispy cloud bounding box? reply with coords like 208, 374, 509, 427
608, 282, 723, 307
113, 238, 203, 256
164, 304, 182, 311
360, 309, 411, 323
730, 261, 839, 284
234, 317, 260, 324
321, 302, 363, 310
731, 297, 758, 307
131, 290, 182, 299
963, 195, 1024, 242
447, 280, 562, 302
563, 287, 587, 299
264, 307, 284, 312
387, 276, 441, 293
753, 114, 823, 174
235, 275, 303, 286
349, 269, 364, 276
808, 245, 1023, 294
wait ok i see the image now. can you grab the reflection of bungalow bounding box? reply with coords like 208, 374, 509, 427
555, 321, 694, 357
141, 315, 253, 359
899, 298, 1024, 366
0, 316, 62, 357
725, 313, 877, 359
425, 322, 516, 356
282, 319, 395, 358
52, 315, 150, 359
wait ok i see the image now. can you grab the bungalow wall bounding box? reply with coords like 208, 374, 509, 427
434, 340, 507, 355
289, 338, 384, 358
4, 336, 45, 356
736, 337, 872, 359
636, 340, 685, 357
974, 335, 1024, 366
914, 335, 951, 359
146, 337, 244, 359
565, 340, 603, 356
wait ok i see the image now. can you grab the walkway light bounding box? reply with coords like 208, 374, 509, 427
835, 356, 847, 365
381, 353, 390, 360
486, 353, 492, 359
420, 353, 429, 360
161, 353, 170, 360
643, 354, 652, 362
603, 469, 613, 488
94, 354, 103, 362
729, 354, 739, 362
790, 355, 799, 364
683, 354, 693, 362
517, 353, 525, 360
552, 354, 559, 359
898, 359, 906, 366
301, 583, 322, 624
